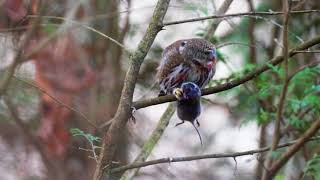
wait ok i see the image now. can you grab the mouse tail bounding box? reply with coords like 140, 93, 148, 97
191, 121, 203, 146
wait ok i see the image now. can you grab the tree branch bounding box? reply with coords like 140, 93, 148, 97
92, 1, 171, 179
132, 34, 320, 110
163, 10, 320, 26
11, 75, 97, 129
0, 5, 43, 97
203, 0, 234, 39
262, 2, 291, 179
267, 119, 320, 179
110, 136, 320, 174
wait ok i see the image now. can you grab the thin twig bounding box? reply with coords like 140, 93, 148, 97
110, 136, 320, 173
26, 15, 131, 54
293, 50, 320, 53
163, 10, 320, 26
268, 119, 320, 178
12, 75, 97, 129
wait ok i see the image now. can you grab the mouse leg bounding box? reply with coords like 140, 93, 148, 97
196, 119, 200, 127
175, 120, 185, 127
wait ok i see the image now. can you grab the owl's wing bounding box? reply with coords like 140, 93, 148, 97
157, 47, 188, 95
156, 47, 184, 82
159, 64, 191, 95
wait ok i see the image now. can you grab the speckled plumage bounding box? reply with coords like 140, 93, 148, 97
157, 38, 217, 96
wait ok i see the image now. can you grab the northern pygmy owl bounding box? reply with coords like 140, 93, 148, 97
157, 38, 217, 96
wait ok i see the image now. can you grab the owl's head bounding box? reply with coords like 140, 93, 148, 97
177, 38, 217, 69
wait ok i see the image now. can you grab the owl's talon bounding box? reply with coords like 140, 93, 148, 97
173, 88, 183, 100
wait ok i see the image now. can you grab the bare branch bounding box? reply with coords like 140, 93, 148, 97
163, 10, 320, 26
12, 75, 98, 129
26, 15, 131, 54
110, 136, 320, 173
203, 0, 234, 39
132, 34, 320, 110
268, 119, 320, 178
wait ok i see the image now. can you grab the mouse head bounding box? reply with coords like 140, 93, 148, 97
173, 82, 201, 100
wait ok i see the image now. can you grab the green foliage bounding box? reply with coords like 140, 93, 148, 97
287, 116, 309, 131
270, 148, 285, 159
304, 154, 320, 180
275, 174, 285, 180
42, 23, 58, 35
257, 109, 273, 125
266, 63, 284, 76
70, 128, 101, 143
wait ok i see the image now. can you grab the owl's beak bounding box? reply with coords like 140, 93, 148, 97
173, 88, 183, 100
204, 49, 217, 68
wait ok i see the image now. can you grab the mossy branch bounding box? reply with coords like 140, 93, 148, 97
92, 1, 171, 180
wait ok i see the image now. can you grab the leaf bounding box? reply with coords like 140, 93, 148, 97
266, 63, 282, 75
301, 95, 320, 108
304, 154, 320, 178
305, 85, 320, 95
257, 108, 271, 125
70, 128, 101, 143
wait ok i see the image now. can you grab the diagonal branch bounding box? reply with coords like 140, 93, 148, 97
92, 1, 171, 180
203, 0, 234, 39
110, 136, 320, 173
267, 119, 320, 178
12, 75, 97, 129
132, 34, 320, 110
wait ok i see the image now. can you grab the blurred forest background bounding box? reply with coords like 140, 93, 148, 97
0, 0, 320, 180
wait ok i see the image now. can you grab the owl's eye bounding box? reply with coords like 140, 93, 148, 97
180, 41, 187, 47
179, 41, 188, 54
204, 49, 212, 55
204, 51, 210, 55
